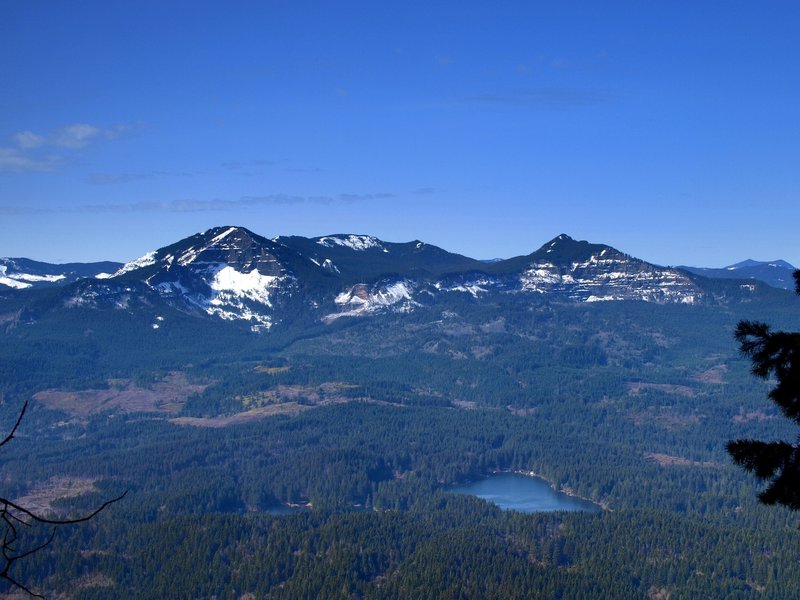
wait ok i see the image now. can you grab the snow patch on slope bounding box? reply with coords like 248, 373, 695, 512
0, 265, 68, 289
435, 278, 493, 299
0, 276, 31, 289
11, 273, 67, 283
208, 266, 281, 307
165, 264, 289, 331
0, 265, 31, 289
205, 303, 274, 331
325, 280, 416, 321
322, 259, 340, 273
178, 227, 238, 266
317, 235, 388, 252
114, 251, 157, 276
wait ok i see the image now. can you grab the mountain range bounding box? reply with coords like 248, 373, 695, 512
680, 259, 797, 290
0, 227, 794, 333
3, 227, 800, 599
0, 257, 121, 290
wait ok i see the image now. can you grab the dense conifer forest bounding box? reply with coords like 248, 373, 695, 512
1, 292, 800, 597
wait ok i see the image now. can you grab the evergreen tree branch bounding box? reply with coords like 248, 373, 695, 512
728, 269, 800, 509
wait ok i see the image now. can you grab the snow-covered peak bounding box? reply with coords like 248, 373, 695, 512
545, 234, 575, 253
316, 234, 388, 252
112, 251, 158, 276
177, 227, 242, 266
725, 259, 796, 271
202, 226, 239, 240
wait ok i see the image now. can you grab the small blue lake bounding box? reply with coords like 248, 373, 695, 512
265, 505, 304, 516
450, 473, 601, 513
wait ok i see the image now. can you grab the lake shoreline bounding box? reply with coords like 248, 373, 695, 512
479, 469, 611, 512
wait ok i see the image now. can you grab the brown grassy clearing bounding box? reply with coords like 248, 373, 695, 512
33, 372, 208, 416
12, 476, 98, 516
643, 452, 719, 468
693, 364, 727, 384
627, 382, 697, 398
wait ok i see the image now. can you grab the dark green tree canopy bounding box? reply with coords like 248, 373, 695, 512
728, 270, 800, 509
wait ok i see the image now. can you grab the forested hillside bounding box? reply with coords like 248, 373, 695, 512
1, 270, 799, 598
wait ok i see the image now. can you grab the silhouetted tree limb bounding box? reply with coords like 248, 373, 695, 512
0, 400, 28, 449
0, 400, 127, 597
728, 269, 800, 509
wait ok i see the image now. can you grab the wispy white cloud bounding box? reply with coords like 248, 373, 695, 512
52, 123, 127, 148
223, 159, 325, 176
0, 123, 134, 173
221, 159, 282, 177
285, 166, 323, 173
0, 148, 62, 172
412, 187, 438, 195
13, 131, 46, 150
86, 172, 160, 185
550, 58, 575, 70
463, 87, 612, 109
434, 54, 453, 67
0, 192, 394, 215
335, 193, 393, 203
86, 170, 196, 185
550, 51, 609, 71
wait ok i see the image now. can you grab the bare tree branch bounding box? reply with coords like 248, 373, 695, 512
0, 400, 28, 449
0, 491, 127, 526
0, 401, 127, 597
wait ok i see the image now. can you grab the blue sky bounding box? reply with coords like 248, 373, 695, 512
1, 1, 798, 266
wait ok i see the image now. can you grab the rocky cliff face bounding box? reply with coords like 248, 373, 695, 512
515, 236, 701, 303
